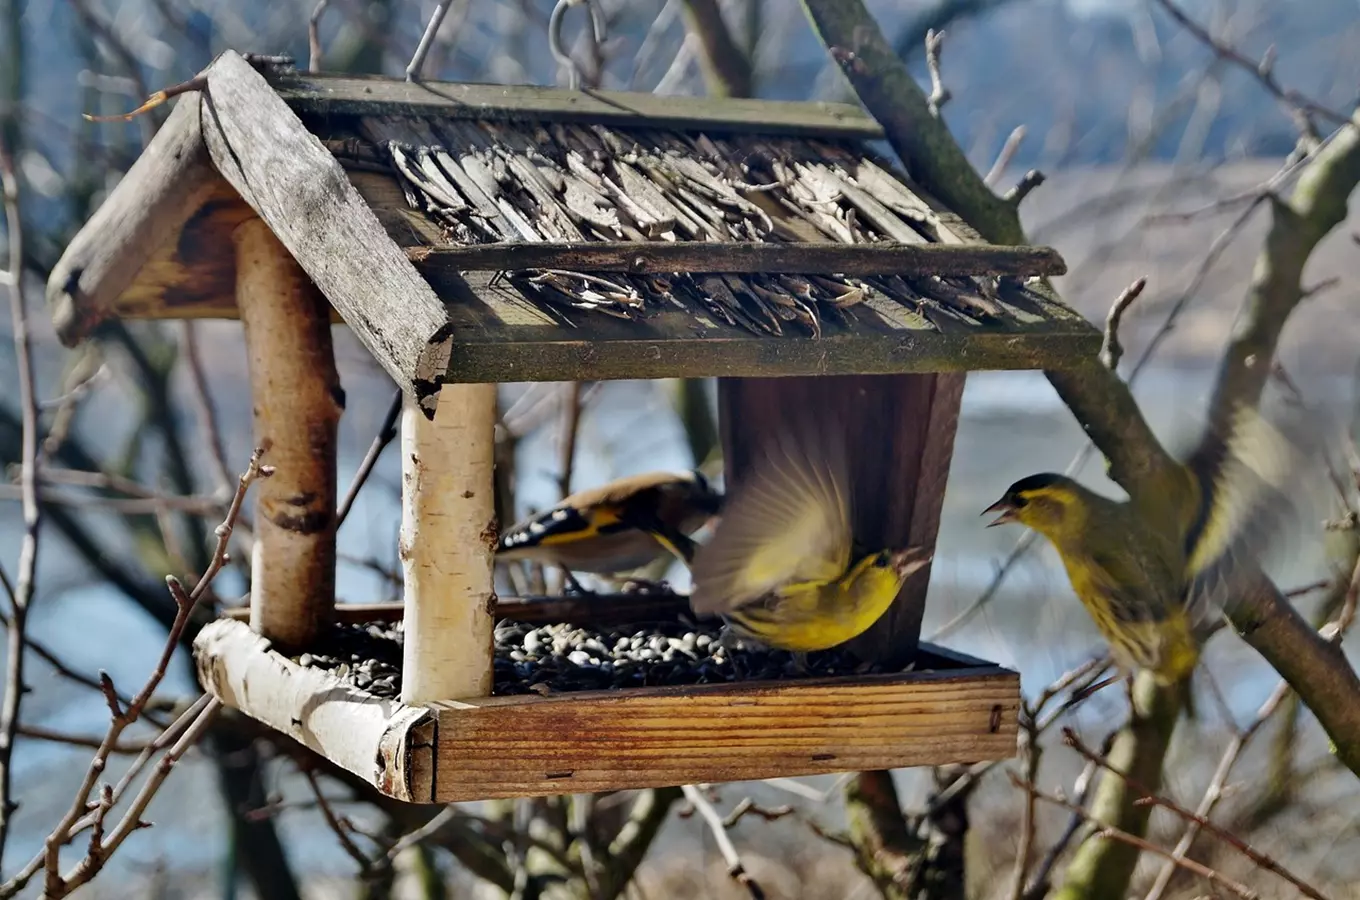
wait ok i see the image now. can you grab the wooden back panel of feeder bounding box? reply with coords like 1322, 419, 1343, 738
719, 372, 963, 667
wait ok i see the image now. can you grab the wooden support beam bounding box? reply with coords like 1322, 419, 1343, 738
270, 71, 886, 139
399, 385, 497, 704
234, 218, 341, 652
405, 241, 1067, 278
194, 618, 433, 802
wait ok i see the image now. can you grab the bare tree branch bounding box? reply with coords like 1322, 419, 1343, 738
407, 2, 455, 82
1099, 277, 1148, 372
680, 0, 753, 98
309, 0, 333, 72
681, 785, 766, 899
1064, 729, 1330, 900
1151, 0, 1350, 129
798, 0, 1360, 783
1013, 773, 1262, 900
0, 450, 270, 899
0, 113, 39, 876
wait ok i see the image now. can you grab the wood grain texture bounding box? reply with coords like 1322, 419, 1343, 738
413, 265, 1098, 382
44, 95, 237, 345
235, 220, 341, 652
194, 618, 432, 802
426, 666, 1018, 801
199, 50, 451, 417
406, 241, 1067, 278
719, 374, 942, 668
198, 610, 1018, 802
271, 71, 884, 139
399, 387, 497, 703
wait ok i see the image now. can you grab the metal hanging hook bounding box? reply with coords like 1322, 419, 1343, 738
548, 0, 607, 90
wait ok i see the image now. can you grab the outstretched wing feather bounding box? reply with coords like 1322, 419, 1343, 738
689, 423, 851, 615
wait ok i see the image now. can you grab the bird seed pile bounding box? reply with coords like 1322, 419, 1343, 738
337, 115, 1062, 335
295, 617, 913, 698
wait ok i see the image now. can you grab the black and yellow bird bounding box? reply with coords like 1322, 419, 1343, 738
496, 470, 724, 590
982, 401, 1321, 706
688, 421, 931, 653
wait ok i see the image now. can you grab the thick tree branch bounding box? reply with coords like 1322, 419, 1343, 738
845, 771, 922, 899
799, 0, 1360, 783
800, 0, 1025, 246
1051, 674, 1185, 900
680, 0, 752, 98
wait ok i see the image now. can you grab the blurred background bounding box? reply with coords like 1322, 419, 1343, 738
1, 0, 1359, 897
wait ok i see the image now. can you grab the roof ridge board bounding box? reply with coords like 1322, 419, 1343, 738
267, 72, 886, 140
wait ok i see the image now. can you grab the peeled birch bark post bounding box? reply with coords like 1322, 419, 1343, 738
234, 218, 341, 652
399, 384, 497, 703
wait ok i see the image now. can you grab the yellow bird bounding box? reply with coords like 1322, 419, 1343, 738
982, 401, 1320, 703
496, 470, 723, 590
688, 423, 931, 653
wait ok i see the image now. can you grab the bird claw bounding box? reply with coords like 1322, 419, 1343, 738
618, 578, 672, 596
561, 572, 597, 597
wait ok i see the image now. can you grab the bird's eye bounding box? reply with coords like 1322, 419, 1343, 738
874, 552, 890, 567
1012, 494, 1029, 508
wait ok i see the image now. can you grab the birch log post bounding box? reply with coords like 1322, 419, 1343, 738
399, 384, 498, 703
234, 218, 341, 651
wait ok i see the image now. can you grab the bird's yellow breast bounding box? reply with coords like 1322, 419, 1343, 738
726, 566, 903, 652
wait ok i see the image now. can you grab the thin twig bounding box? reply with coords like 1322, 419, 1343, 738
1063, 729, 1330, 900
0, 137, 39, 874
337, 388, 403, 528
1099, 277, 1149, 371
1151, 0, 1350, 128
722, 798, 793, 829
1003, 170, 1046, 207
386, 806, 460, 863
37, 352, 106, 462
0, 484, 225, 515
1143, 679, 1292, 900
407, 1, 453, 82
0, 452, 271, 899
309, 0, 333, 72
1021, 751, 1104, 900
1010, 773, 1262, 900
177, 322, 233, 499
984, 125, 1026, 187
54, 698, 222, 895
924, 28, 949, 116
1007, 699, 1045, 900
14, 725, 152, 755
681, 785, 765, 899
556, 382, 584, 500
303, 768, 374, 873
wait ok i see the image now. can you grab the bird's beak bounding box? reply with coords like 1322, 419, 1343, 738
889, 547, 933, 579
982, 497, 1018, 528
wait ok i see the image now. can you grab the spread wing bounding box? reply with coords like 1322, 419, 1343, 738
689, 423, 851, 616
1182, 400, 1331, 626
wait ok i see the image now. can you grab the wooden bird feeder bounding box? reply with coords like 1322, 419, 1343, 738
47, 51, 1100, 803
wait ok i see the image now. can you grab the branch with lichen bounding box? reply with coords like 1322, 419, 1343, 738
798, 0, 1360, 781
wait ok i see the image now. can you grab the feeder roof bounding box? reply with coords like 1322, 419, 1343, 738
47, 51, 1098, 417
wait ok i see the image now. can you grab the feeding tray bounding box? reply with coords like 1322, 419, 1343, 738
202, 595, 1017, 802
46, 50, 1096, 803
